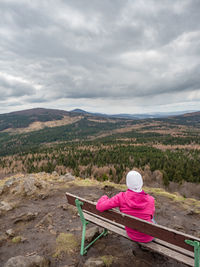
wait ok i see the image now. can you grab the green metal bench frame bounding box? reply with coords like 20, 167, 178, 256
75, 198, 108, 255
185, 240, 200, 267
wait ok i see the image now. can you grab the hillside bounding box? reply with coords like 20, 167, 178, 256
0, 172, 200, 266
160, 111, 200, 127
0, 108, 84, 132
1, 108, 200, 133
0, 108, 125, 133
0, 108, 200, 187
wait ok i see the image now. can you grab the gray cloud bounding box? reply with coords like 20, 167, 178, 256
0, 0, 200, 114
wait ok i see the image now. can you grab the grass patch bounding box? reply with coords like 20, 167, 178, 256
12, 236, 22, 243
71, 177, 100, 187
101, 255, 114, 267
71, 177, 200, 214
146, 187, 200, 214
71, 177, 127, 191
53, 233, 78, 258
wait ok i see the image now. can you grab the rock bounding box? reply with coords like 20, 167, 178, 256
59, 173, 75, 182
4, 178, 17, 188
35, 213, 53, 228
85, 226, 99, 242
10, 184, 22, 195
0, 186, 4, 195
6, 229, 15, 237
0, 201, 13, 212
49, 229, 57, 235
174, 224, 184, 231
83, 257, 105, 267
23, 176, 37, 196
60, 204, 68, 210
187, 209, 198, 216
37, 172, 46, 176
9, 175, 49, 196
3, 255, 50, 267
2, 178, 21, 195
13, 212, 38, 224
52, 171, 59, 177
38, 193, 49, 200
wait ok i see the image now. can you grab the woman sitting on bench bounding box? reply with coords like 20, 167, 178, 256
96, 170, 155, 243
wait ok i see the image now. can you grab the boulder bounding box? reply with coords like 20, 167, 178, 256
59, 173, 75, 182
3, 255, 50, 267
85, 226, 99, 242
23, 176, 37, 196
0, 201, 13, 212
10, 175, 49, 196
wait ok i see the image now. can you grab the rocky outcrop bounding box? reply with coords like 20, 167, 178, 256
3, 255, 50, 267
0, 175, 49, 197
0, 172, 75, 198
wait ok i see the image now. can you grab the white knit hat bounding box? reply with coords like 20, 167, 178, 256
126, 170, 143, 192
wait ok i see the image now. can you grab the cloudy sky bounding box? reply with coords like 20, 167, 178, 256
0, 0, 200, 115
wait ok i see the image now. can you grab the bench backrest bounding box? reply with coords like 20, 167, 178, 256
66, 192, 200, 252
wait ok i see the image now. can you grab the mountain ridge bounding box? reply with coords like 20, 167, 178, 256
0, 107, 199, 133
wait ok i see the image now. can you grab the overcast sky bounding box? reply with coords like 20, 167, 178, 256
0, 0, 200, 115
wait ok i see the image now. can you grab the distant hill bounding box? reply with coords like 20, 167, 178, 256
0, 108, 74, 131
160, 111, 200, 127
0, 107, 199, 133
71, 108, 199, 120
71, 109, 90, 114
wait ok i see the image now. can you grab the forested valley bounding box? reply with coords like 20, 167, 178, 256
0, 110, 200, 186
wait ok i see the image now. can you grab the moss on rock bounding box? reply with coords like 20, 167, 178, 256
12, 236, 22, 243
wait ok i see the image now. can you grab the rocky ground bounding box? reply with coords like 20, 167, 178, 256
0, 172, 200, 267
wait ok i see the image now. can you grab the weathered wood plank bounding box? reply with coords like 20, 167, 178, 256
141, 242, 194, 266
154, 239, 194, 258
66, 192, 200, 252
83, 212, 194, 266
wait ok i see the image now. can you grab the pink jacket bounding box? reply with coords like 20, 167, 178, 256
96, 189, 155, 243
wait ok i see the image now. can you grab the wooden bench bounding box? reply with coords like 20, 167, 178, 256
66, 192, 200, 267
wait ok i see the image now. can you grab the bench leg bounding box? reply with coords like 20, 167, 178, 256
83, 228, 108, 254
75, 198, 108, 255
80, 221, 87, 255
185, 240, 200, 267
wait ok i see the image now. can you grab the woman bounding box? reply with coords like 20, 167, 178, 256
96, 170, 155, 242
